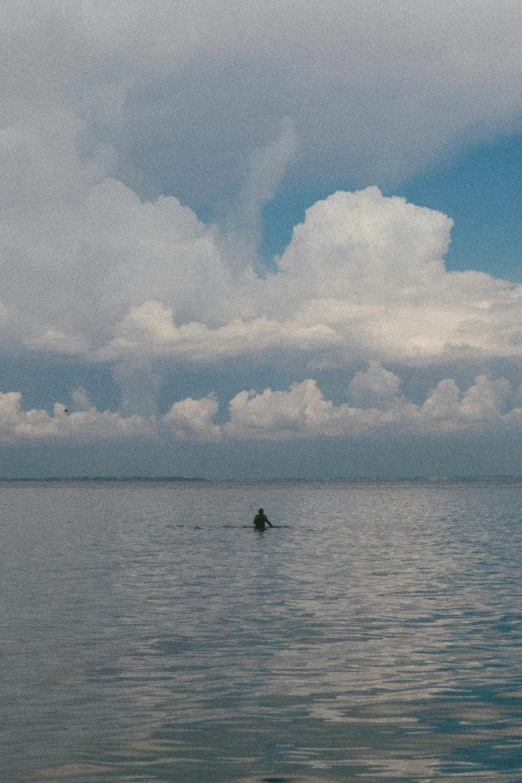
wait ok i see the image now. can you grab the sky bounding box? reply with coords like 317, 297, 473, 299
2, 0, 522, 479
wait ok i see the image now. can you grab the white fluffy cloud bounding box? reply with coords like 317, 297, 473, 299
348, 362, 402, 409
2, 0, 522, 365
91, 187, 522, 368
2, 0, 522, 450
2, 171, 522, 368
271, 188, 522, 364
164, 394, 222, 441
2, 369, 522, 444
0, 392, 154, 444
226, 371, 522, 440
1, 171, 240, 353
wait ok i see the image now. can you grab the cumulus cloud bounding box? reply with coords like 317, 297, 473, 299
3, 0, 522, 439
0, 393, 154, 444
2, 370, 522, 444
271, 188, 522, 364
225, 378, 412, 440
93, 188, 522, 369
0, 390, 220, 444
164, 394, 222, 441
2, 152, 522, 374
1, 171, 239, 353
348, 362, 403, 409
225, 372, 522, 440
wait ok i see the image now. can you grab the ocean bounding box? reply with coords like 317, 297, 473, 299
1, 480, 521, 782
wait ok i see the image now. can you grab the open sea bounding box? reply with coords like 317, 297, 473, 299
1, 480, 521, 783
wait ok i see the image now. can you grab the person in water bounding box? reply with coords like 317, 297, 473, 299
253, 508, 273, 529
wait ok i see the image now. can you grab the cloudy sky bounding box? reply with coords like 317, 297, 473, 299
2, 0, 522, 479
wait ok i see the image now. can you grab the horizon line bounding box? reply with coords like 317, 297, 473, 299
1, 475, 522, 484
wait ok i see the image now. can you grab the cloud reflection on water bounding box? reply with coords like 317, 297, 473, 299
6, 482, 521, 782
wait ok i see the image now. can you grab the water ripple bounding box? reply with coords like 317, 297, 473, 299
1, 481, 521, 781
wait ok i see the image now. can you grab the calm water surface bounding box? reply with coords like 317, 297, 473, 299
1, 481, 521, 782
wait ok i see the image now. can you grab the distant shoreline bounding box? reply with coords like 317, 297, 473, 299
1, 475, 522, 484
0, 476, 208, 483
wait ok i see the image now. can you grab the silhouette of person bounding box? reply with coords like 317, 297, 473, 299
253, 508, 273, 530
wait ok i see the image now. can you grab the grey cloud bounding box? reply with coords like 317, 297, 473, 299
5, 0, 522, 207
73, 0, 522, 204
